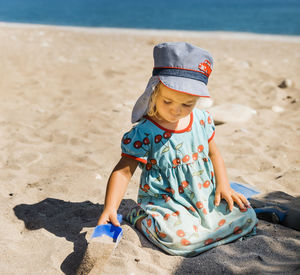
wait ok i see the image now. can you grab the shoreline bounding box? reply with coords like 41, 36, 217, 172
1, 21, 300, 43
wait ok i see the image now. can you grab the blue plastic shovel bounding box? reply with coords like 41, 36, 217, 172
91, 214, 123, 244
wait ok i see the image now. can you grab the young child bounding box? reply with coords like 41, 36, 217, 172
97, 42, 257, 257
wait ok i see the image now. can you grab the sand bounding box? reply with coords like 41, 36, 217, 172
0, 22, 299, 274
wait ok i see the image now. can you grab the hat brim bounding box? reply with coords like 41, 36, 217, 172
159, 75, 210, 97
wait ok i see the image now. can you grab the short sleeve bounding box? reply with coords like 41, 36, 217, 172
121, 125, 150, 164
202, 110, 215, 142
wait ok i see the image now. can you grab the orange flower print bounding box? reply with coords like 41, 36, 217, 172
189, 206, 196, 212
192, 153, 198, 161
162, 194, 171, 203
234, 226, 242, 234
218, 219, 226, 226
181, 239, 191, 246
163, 132, 172, 139
208, 116, 212, 124
182, 155, 190, 163
196, 201, 204, 209
150, 159, 157, 165
154, 135, 162, 143
159, 232, 167, 238
164, 213, 170, 220
165, 187, 175, 195
203, 180, 210, 188
172, 158, 181, 167
198, 145, 204, 153
141, 184, 148, 192
123, 137, 131, 144
176, 229, 185, 237
143, 137, 150, 145
134, 140, 142, 148
204, 238, 214, 246
147, 218, 152, 227
181, 181, 189, 188
178, 185, 184, 194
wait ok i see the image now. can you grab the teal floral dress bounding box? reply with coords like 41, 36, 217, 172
121, 108, 257, 257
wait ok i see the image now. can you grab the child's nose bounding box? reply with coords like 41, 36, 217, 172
172, 105, 182, 114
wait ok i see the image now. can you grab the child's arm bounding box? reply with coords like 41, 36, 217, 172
209, 140, 249, 211
97, 156, 139, 226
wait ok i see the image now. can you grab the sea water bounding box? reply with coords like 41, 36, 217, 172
0, 0, 299, 35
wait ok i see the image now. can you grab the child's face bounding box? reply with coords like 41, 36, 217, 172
155, 84, 198, 123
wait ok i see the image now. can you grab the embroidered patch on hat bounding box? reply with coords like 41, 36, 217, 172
198, 60, 212, 77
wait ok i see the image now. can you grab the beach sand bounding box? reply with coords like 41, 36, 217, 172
0, 23, 299, 274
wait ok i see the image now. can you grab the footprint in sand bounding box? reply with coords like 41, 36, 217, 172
39, 131, 69, 144
5, 151, 43, 171
103, 69, 126, 78
13, 151, 43, 168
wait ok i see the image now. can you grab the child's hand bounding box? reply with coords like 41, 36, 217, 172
97, 209, 120, 227
214, 185, 250, 211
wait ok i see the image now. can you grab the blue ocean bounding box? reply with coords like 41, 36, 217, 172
0, 0, 299, 35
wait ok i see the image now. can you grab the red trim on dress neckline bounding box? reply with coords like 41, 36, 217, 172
145, 112, 194, 133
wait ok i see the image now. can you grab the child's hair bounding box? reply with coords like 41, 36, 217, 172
147, 82, 161, 118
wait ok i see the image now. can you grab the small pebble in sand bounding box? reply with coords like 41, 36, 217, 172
95, 173, 102, 180
9, 193, 13, 196
272, 106, 284, 113
278, 79, 293, 89
134, 258, 140, 263
257, 255, 263, 261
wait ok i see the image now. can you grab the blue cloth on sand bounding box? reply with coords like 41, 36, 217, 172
121, 108, 258, 257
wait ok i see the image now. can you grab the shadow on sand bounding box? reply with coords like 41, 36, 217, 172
13, 198, 136, 275
13, 192, 300, 275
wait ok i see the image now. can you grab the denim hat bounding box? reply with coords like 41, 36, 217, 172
131, 42, 213, 123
